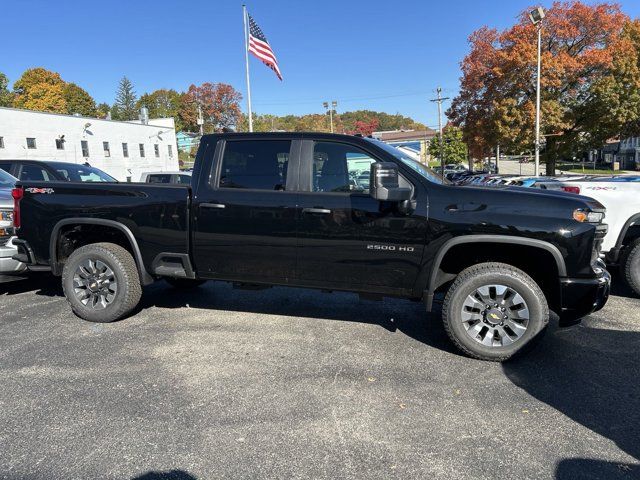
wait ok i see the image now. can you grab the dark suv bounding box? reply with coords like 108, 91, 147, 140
0, 160, 116, 183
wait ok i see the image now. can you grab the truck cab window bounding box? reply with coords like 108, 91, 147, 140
218, 140, 290, 191
313, 142, 377, 193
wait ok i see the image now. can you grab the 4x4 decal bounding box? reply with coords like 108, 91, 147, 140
25, 187, 55, 194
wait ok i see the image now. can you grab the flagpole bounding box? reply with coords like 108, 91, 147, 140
242, 4, 253, 132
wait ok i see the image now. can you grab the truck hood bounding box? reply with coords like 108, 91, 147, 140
454, 183, 606, 220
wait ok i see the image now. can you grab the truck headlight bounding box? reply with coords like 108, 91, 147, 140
0, 210, 13, 228
573, 209, 604, 223
0, 210, 13, 237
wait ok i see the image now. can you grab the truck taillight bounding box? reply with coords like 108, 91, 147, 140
11, 187, 23, 229
562, 186, 581, 194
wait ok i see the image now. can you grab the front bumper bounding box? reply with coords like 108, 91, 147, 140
558, 262, 610, 326
0, 237, 27, 274
0, 237, 28, 281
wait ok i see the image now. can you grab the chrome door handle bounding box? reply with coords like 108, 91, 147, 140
302, 208, 331, 215
201, 203, 226, 209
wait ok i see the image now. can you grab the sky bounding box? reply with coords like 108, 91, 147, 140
1, 0, 640, 129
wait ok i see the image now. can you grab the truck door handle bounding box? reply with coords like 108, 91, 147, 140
201, 203, 226, 209
302, 208, 331, 215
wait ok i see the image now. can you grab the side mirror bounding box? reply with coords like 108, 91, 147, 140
370, 162, 411, 202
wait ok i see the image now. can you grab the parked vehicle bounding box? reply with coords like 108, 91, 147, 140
535, 175, 640, 295
12, 133, 610, 361
0, 168, 26, 279
139, 171, 192, 184
0, 160, 116, 183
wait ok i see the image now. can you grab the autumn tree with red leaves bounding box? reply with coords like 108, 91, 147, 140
448, 1, 640, 174
180, 83, 243, 133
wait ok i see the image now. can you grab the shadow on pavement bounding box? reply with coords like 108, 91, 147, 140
502, 322, 640, 475
0, 272, 62, 298
555, 458, 638, 480
138, 280, 459, 355
131, 471, 197, 480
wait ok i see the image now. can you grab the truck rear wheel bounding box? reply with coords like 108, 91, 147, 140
62, 242, 142, 323
620, 238, 640, 296
442, 262, 549, 362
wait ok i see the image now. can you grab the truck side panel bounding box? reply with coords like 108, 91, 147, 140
16, 182, 190, 275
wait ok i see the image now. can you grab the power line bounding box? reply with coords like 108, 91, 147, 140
253, 89, 455, 107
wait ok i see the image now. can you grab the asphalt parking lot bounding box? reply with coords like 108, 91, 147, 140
0, 273, 638, 480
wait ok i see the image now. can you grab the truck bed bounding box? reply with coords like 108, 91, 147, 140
16, 181, 191, 274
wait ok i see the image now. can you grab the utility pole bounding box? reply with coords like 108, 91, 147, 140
496, 144, 500, 174
430, 87, 450, 177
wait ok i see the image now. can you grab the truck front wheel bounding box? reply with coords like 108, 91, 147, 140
442, 262, 549, 362
62, 242, 142, 323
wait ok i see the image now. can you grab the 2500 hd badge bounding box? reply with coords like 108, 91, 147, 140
367, 244, 415, 252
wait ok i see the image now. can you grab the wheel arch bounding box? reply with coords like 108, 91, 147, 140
50, 218, 154, 285
422, 235, 566, 311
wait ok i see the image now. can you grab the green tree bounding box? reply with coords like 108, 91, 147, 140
96, 102, 111, 119
137, 89, 184, 130
113, 76, 138, 120
0, 73, 13, 107
63, 83, 97, 116
428, 126, 468, 164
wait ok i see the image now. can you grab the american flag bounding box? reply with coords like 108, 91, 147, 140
248, 13, 282, 81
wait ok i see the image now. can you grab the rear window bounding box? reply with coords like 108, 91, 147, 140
147, 174, 172, 184
218, 140, 290, 191
55, 165, 116, 182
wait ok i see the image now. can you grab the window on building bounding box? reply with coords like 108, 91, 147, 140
168, 145, 173, 157
55, 138, 65, 150
26, 138, 37, 149
81, 140, 89, 157
139, 144, 145, 158
103, 141, 111, 157
122, 143, 129, 158
0, 137, 4, 149
218, 140, 290, 190
154, 144, 160, 157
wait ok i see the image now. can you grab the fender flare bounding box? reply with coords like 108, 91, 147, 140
50, 218, 154, 285
614, 213, 640, 253
423, 234, 567, 311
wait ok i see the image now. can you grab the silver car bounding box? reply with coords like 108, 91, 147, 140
0, 169, 26, 279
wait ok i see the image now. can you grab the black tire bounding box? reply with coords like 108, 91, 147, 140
620, 238, 640, 296
442, 262, 549, 362
62, 242, 142, 323
164, 278, 207, 289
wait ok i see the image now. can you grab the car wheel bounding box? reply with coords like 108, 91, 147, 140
621, 238, 640, 296
164, 278, 207, 289
62, 242, 142, 323
442, 262, 549, 362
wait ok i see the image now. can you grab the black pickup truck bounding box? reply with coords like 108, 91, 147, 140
11, 133, 610, 361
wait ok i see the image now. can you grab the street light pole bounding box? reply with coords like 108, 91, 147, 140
323, 101, 337, 133
534, 24, 542, 176
529, 6, 545, 177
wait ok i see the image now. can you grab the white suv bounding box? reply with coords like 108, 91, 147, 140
536, 175, 640, 294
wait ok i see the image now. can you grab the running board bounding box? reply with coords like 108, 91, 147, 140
151, 253, 195, 279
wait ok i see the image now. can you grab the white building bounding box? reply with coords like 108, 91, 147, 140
0, 107, 179, 181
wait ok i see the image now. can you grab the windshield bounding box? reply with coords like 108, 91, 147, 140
0, 168, 17, 188
365, 138, 448, 184
55, 164, 117, 182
